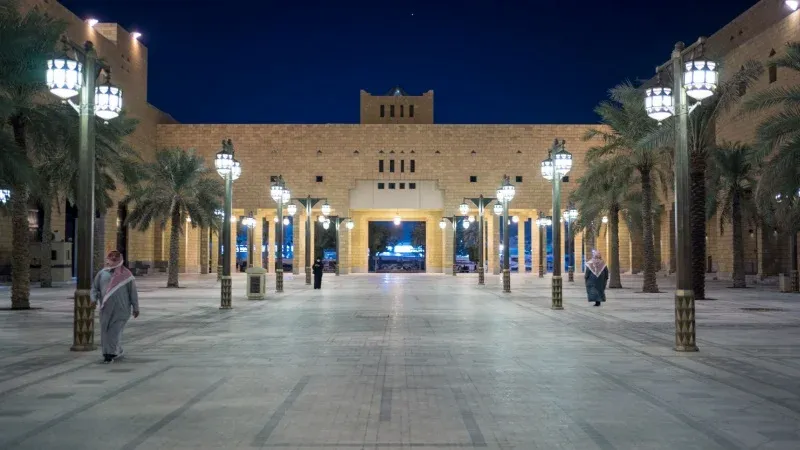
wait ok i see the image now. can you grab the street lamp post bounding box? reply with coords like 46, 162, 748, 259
536, 213, 552, 278
496, 176, 515, 293
270, 176, 291, 293
645, 38, 718, 351
464, 197, 493, 285
214, 140, 241, 310
214, 209, 224, 281
46, 40, 123, 350
541, 139, 572, 309
243, 212, 257, 269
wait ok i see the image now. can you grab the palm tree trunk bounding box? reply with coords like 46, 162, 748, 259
10, 186, 31, 309
167, 207, 181, 287
10, 117, 31, 309
40, 197, 53, 288
608, 204, 623, 288
731, 191, 746, 288
690, 156, 707, 299
93, 212, 106, 276
640, 168, 659, 293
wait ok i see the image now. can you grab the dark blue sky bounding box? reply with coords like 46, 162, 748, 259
61, 0, 758, 124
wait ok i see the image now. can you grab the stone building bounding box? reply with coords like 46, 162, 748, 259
1, 0, 798, 282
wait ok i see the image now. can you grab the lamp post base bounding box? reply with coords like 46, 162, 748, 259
220, 276, 232, 309
502, 269, 511, 293
791, 270, 799, 293
71, 289, 96, 351
276, 269, 284, 293
217, 264, 222, 281
538, 265, 544, 278
568, 266, 574, 282
551, 276, 563, 310
674, 289, 698, 352
478, 266, 485, 285
305, 267, 311, 285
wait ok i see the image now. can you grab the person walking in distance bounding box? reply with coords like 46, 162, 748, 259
585, 250, 609, 307
91, 250, 139, 363
312, 258, 324, 289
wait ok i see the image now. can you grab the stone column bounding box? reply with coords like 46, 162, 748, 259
200, 227, 209, 274
252, 214, 263, 268
266, 216, 275, 273
443, 214, 454, 275
293, 215, 302, 274
490, 215, 500, 275
517, 216, 526, 274
574, 230, 584, 273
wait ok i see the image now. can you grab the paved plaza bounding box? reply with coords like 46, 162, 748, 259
1, 273, 800, 449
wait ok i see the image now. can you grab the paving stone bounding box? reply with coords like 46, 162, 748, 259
0, 273, 799, 450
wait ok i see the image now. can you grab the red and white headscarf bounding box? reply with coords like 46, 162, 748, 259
99, 250, 134, 309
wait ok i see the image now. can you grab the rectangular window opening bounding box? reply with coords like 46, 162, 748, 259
409, 105, 415, 117
390, 160, 395, 173
399, 183, 406, 189
315, 175, 324, 183
401, 160, 405, 173
388, 183, 396, 189
270, 175, 278, 182
377, 182, 385, 189
390, 105, 395, 117
380, 105, 385, 117
469, 176, 477, 183
400, 105, 404, 117
515, 176, 523, 183
409, 183, 417, 190
769, 64, 777, 83
379, 160, 384, 173
410, 160, 416, 173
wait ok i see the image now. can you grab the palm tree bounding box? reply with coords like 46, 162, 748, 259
584, 82, 671, 293
36, 109, 140, 285
124, 148, 223, 287
706, 142, 759, 288
0, 1, 67, 308
570, 157, 636, 288
643, 60, 762, 299
744, 42, 800, 160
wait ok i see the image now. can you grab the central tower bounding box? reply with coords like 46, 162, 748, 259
359, 86, 434, 124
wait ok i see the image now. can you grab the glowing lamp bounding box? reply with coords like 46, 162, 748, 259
554, 145, 573, 176
462, 219, 470, 229
87, 18, 99, 27
644, 87, 674, 121
493, 204, 503, 216
540, 155, 554, 181
321, 201, 331, 216
46, 57, 82, 99
787, 1, 799, 11
0, 189, 9, 204
287, 204, 297, 216
95, 81, 122, 120
283, 217, 290, 226
214, 145, 234, 178
459, 202, 469, 215
684, 60, 718, 100
602, 216, 609, 224
439, 219, 447, 229
346, 219, 355, 230
322, 219, 330, 230
468, 215, 475, 223
393, 215, 402, 226
131, 31, 142, 40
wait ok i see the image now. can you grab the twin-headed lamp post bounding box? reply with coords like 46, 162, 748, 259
645, 37, 719, 352
536, 213, 552, 278
457, 197, 493, 284
541, 139, 573, 310
214, 140, 241, 309
495, 176, 516, 293
270, 176, 291, 293
46, 40, 123, 350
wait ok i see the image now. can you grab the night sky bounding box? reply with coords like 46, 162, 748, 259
60, 0, 758, 125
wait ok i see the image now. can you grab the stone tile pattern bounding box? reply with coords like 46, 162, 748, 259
2, 273, 800, 449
